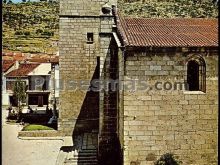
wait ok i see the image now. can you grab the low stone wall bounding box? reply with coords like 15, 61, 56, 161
18, 130, 64, 137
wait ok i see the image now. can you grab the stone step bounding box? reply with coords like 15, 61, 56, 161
56, 149, 98, 165
68, 156, 97, 161
67, 149, 97, 158
74, 157, 97, 160
65, 149, 98, 165
81, 145, 97, 150
74, 152, 97, 157
77, 149, 97, 152
65, 159, 98, 163
64, 158, 98, 165
64, 162, 97, 165
55, 150, 68, 165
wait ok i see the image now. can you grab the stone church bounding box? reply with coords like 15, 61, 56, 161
58, 0, 218, 164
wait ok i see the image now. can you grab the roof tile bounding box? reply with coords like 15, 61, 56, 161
3, 60, 16, 72
6, 63, 40, 77
116, 15, 218, 47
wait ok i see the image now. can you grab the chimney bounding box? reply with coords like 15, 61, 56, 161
15, 61, 19, 69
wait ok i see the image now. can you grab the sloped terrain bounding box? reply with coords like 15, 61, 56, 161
2, 0, 218, 53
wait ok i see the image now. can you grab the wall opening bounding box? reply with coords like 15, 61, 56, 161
187, 55, 206, 92
87, 33, 94, 44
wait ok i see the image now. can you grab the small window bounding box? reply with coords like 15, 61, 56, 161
87, 33, 93, 44
187, 55, 206, 92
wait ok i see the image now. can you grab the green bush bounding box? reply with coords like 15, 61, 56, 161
24, 31, 30, 36
36, 28, 43, 34
41, 30, 54, 36
154, 153, 182, 165
15, 30, 23, 35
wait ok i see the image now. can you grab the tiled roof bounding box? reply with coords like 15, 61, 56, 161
116, 14, 218, 47
2, 56, 14, 60
4, 52, 14, 56
28, 58, 50, 63
50, 56, 59, 63
6, 63, 40, 77
3, 60, 15, 72
28, 56, 59, 63
13, 54, 26, 61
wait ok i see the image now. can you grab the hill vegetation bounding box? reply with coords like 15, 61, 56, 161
118, 0, 218, 18
2, 0, 218, 53
2, 1, 59, 53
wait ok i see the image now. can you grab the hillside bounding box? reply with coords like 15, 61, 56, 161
118, 0, 218, 18
2, 1, 59, 54
2, 0, 218, 54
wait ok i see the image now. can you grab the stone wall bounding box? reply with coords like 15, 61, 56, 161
122, 47, 218, 165
59, 17, 101, 135
59, 0, 117, 138
18, 130, 63, 137
118, 49, 125, 153
60, 0, 117, 16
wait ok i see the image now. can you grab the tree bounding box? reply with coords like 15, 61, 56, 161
7, 0, 13, 4
36, 28, 43, 34
22, 0, 26, 3
154, 153, 182, 165
24, 30, 30, 36
213, 0, 219, 5
15, 30, 23, 35
13, 78, 26, 117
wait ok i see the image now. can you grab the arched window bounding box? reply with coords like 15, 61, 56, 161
187, 55, 206, 92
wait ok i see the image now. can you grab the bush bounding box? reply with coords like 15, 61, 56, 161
24, 31, 30, 36
19, 113, 52, 124
154, 153, 182, 165
36, 28, 43, 34
15, 30, 23, 35
41, 30, 54, 36
7, 113, 18, 121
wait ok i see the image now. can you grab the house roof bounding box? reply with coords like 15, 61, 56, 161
13, 54, 26, 61
6, 63, 40, 77
50, 56, 59, 63
3, 60, 15, 73
2, 55, 14, 61
116, 14, 218, 47
28, 56, 59, 63
28, 58, 50, 63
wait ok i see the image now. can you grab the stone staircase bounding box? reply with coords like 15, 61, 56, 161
64, 149, 98, 165
56, 133, 98, 165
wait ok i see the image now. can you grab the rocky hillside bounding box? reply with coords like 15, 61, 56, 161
118, 0, 218, 18
2, 0, 218, 53
2, 1, 59, 53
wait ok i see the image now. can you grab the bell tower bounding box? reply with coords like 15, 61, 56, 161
59, 0, 122, 163
59, 0, 117, 135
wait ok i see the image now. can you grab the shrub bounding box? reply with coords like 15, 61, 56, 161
41, 30, 54, 36
154, 153, 182, 165
7, 113, 18, 121
15, 30, 23, 35
24, 31, 30, 36
36, 28, 43, 34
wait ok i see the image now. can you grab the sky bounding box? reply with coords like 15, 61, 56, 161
11, 0, 39, 3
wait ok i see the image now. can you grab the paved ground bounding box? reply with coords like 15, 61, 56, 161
2, 108, 64, 165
